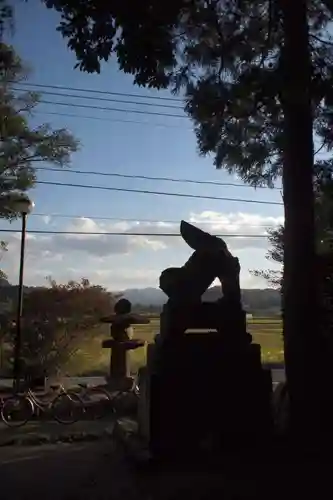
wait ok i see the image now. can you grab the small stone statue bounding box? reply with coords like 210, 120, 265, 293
101, 298, 149, 341
101, 298, 149, 385
114, 298, 132, 315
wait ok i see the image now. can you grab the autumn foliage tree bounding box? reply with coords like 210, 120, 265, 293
7, 278, 118, 376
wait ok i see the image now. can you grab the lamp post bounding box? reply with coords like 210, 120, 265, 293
0, 193, 34, 392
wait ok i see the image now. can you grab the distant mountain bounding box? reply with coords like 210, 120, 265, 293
0, 281, 281, 317
0, 281, 36, 312
123, 286, 281, 315
123, 287, 168, 307
0, 278, 10, 288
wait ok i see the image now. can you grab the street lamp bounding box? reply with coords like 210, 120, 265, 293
0, 192, 34, 391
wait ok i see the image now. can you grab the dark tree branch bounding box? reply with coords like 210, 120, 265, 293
309, 34, 333, 46
314, 141, 326, 155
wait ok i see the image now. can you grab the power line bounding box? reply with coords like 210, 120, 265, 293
38, 99, 186, 119
34, 180, 283, 205
34, 166, 280, 190
0, 228, 269, 237
33, 212, 280, 227
34, 110, 189, 130
13, 87, 183, 110
14, 81, 183, 103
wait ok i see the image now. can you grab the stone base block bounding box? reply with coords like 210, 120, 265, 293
138, 333, 273, 457
105, 376, 134, 392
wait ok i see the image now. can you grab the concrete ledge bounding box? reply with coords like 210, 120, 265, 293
0, 421, 116, 447
0, 430, 114, 448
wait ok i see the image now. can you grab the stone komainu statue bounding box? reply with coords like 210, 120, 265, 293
159, 220, 242, 305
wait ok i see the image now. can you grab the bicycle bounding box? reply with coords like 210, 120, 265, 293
1, 384, 84, 428
75, 382, 114, 420
76, 375, 140, 420
110, 375, 140, 417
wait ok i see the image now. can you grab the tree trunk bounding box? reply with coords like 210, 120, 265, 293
279, 0, 321, 436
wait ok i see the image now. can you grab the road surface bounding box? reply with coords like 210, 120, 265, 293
0, 441, 138, 500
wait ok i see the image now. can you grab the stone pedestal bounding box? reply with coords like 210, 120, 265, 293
102, 338, 145, 389
137, 365, 150, 440
138, 333, 273, 457
100, 299, 149, 390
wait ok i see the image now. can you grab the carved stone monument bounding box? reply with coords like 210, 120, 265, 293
138, 221, 273, 458
101, 298, 148, 390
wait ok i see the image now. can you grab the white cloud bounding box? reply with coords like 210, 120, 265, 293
0, 210, 283, 289
23, 267, 161, 291
188, 211, 283, 251
41, 215, 51, 225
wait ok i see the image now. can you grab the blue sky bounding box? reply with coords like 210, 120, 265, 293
1, 1, 284, 291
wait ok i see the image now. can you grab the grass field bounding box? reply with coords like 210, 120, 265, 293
131, 316, 284, 364
67, 316, 284, 376
0, 317, 284, 379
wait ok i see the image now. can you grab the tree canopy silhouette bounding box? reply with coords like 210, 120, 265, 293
41, 0, 333, 430
0, 43, 79, 215
254, 164, 333, 288
0, 42, 79, 276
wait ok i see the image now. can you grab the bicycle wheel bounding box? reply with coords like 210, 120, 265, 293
51, 392, 83, 424
111, 389, 139, 417
81, 387, 114, 420
1, 395, 34, 427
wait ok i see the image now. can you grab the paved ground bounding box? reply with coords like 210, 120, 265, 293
0, 440, 139, 500
1, 424, 332, 500
0, 370, 288, 499
1, 438, 325, 500
0, 438, 278, 500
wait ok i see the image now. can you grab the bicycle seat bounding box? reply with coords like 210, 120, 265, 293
78, 383, 88, 389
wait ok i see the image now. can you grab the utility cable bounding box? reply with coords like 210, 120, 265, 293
32, 212, 280, 227
34, 180, 283, 205
12, 87, 183, 110
14, 81, 183, 103
0, 228, 270, 237
34, 166, 280, 190
38, 99, 186, 119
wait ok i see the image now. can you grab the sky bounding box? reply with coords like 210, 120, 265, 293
0, 1, 284, 292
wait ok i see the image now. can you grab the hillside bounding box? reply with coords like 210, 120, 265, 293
123, 286, 281, 316
0, 281, 34, 314
0, 282, 281, 316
